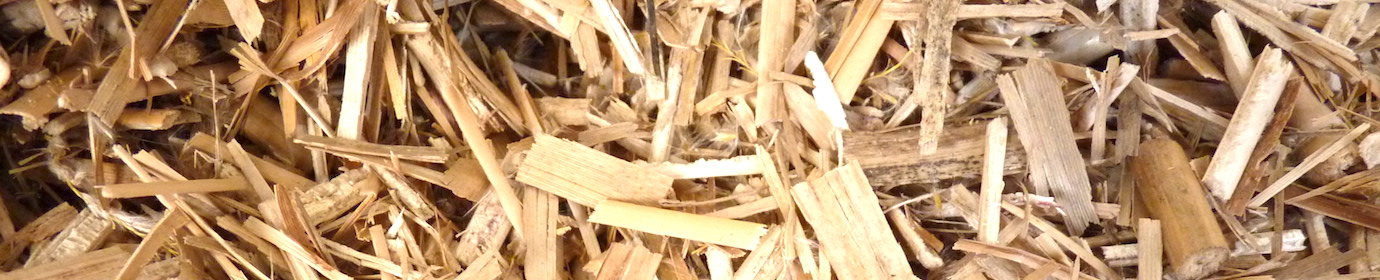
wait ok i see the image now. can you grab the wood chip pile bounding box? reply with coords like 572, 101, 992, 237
1, 0, 1380, 278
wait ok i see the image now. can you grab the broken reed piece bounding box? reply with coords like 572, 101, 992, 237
752, 0, 795, 126
293, 134, 454, 163
843, 121, 1025, 186
1222, 79, 1302, 215
824, 0, 893, 103
98, 176, 250, 198
877, 3, 1065, 20
1249, 123, 1372, 207
0, 54, 8, 89
587, 200, 767, 250
115, 109, 199, 130
792, 164, 914, 279
0, 203, 75, 264
887, 0, 958, 156
521, 188, 560, 280
1201, 47, 1292, 201
1138, 218, 1164, 280
952, 240, 1098, 280
1130, 138, 1229, 279
114, 206, 189, 280
0, 244, 136, 280
589, 242, 662, 279
638, 155, 764, 179
976, 118, 1007, 244
997, 59, 1097, 234
23, 207, 116, 268
186, 133, 315, 190
516, 135, 673, 207
1283, 185, 1380, 231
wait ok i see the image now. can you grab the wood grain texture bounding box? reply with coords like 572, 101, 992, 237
844, 121, 1025, 186
588, 200, 767, 250
517, 134, 673, 206
792, 164, 913, 279
1130, 139, 1229, 279
996, 59, 1097, 234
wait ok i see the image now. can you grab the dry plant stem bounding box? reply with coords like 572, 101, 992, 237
725, 226, 786, 279
453, 192, 512, 266
878, 3, 1064, 20
23, 208, 113, 268
756, 144, 799, 263
1273, 247, 1365, 278
588, 200, 767, 250
404, 34, 526, 234
222, 0, 264, 42
522, 188, 559, 280
1249, 123, 1372, 207
640, 155, 764, 179
1204, 0, 1342, 70
516, 134, 673, 206
294, 134, 452, 163
593, 242, 663, 279
0, 203, 75, 264
85, 0, 190, 124
752, 0, 794, 126
1201, 48, 1291, 201
951, 240, 1096, 280
792, 164, 913, 278
803, 52, 848, 129
0, 245, 136, 279
824, 0, 893, 102
335, 3, 378, 140
1223, 80, 1300, 215
115, 109, 199, 130
1131, 139, 1230, 279
0, 66, 100, 130
187, 133, 314, 190
98, 177, 250, 198
886, 0, 957, 150
1089, 61, 1140, 163
244, 218, 351, 279
8, 0, 1380, 277
0, 52, 7, 89
844, 121, 1025, 186
1212, 12, 1253, 96
977, 118, 1007, 244
1283, 186, 1380, 231
587, 0, 645, 75
996, 60, 1097, 234
1120, 0, 1158, 65
497, 50, 544, 134
1322, 0, 1368, 43
887, 210, 943, 269
1161, 18, 1226, 81
1138, 218, 1164, 280
113, 206, 189, 280
33, 0, 71, 45
783, 84, 837, 149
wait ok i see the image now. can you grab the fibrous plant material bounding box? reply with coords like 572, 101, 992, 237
1131, 139, 1230, 279
792, 164, 913, 279
997, 59, 1098, 234
1201, 48, 1292, 201
844, 121, 1025, 186
516, 134, 673, 206
0, 245, 135, 280
587, 200, 767, 250
1138, 218, 1163, 280
977, 118, 1007, 244
4, 0, 1380, 278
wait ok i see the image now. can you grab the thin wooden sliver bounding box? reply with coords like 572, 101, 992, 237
588, 200, 767, 250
